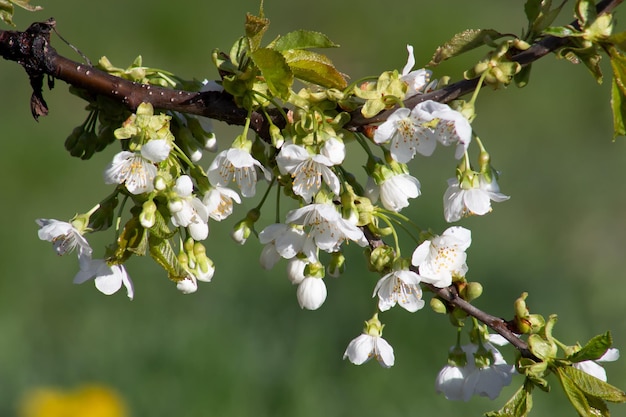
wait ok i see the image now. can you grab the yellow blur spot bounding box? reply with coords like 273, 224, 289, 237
18, 384, 128, 417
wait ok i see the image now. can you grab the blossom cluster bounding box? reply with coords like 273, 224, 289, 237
33, 38, 624, 413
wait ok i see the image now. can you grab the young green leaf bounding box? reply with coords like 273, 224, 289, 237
282, 49, 347, 89
428, 29, 505, 66
9, 0, 41, 11
557, 367, 598, 417
251, 48, 293, 99
568, 332, 613, 363
485, 381, 534, 417
609, 47, 626, 138
272, 30, 339, 51
561, 366, 626, 403
611, 77, 626, 138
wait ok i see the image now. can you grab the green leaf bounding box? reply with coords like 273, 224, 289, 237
569, 332, 613, 363
611, 77, 626, 138
245, 12, 270, 52
561, 366, 626, 403
557, 367, 596, 417
272, 30, 339, 51
115, 216, 147, 261
428, 29, 505, 66
524, 0, 544, 24
10, 0, 42, 11
282, 49, 347, 89
251, 48, 293, 99
542, 26, 581, 38
609, 47, 626, 138
485, 380, 534, 417
514, 63, 532, 87
608, 31, 626, 52
148, 235, 186, 282
576, 0, 597, 29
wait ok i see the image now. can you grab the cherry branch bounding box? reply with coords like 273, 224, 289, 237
0, 0, 620, 359
0, 0, 621, 137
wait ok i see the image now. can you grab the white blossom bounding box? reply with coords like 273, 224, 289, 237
36, 219, 92, 258
343, 330, 395, 368
74, 258, 134, 300
276, 139, 344, 202
411, 226, 471, 288
208, 148, 271, 198
103, 140, 170, 195
373, 269, 424, 312
373, 107, 437, 163
203, 185, 241, 221
169, 175, 209, 241
412, 100, 472, 160
366, 172, 421, 212
443, 175, 509, 223
285, 203, 368, 263
258, 223, 306, 269
401, 44, 433, 99
436, 342, 515, 401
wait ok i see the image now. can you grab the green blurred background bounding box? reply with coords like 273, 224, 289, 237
1, 1, 626, 416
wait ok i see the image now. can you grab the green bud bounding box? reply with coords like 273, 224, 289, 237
429, 297, 448, 314
327, 252, 346, 277
367, 245, 395, 272
461, 281, 483, 302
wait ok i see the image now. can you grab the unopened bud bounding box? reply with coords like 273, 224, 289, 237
430, 297, 448, 314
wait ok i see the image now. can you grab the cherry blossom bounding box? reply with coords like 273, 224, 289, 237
36, 219, 92, 258
285, 203, 367, 263
103, 139, 171, 195
372, 268, 424, 312
74, 258, 134, 300
411, 226, 471, 288
343, 314, 395, 368
208, 148, 271, 198
443, 174, 509, 223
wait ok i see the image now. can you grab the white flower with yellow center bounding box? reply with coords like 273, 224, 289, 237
276, 138, 344, 202
373, 268, 424, 312
203, 185, 241, 221
411, 226, 471, 288
208, 148, 271, 198
374, 107, 437, 163
103, 139, 171, 195
285, 203, 368, 263
36, 219, 92, 258
343, 314, 395, 368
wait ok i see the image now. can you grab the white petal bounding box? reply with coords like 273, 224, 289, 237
343, 334, 376, 365
141, 139, 171, 162
374, 337, 395, 367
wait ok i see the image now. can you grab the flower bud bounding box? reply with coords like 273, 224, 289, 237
297, 277, 327, 310
430, 297, 448, 314
139, 200, 157, 229
231, 219, 252, 245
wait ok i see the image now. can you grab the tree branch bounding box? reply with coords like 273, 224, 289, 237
0, 1, 620, 359
0, 0, 621, 136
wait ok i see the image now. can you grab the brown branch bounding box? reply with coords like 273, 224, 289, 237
0, 0, 621, 136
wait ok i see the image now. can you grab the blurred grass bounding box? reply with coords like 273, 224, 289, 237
1, 1, 626, 416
